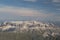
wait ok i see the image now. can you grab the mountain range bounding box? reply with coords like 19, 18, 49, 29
0, 21, 60, 37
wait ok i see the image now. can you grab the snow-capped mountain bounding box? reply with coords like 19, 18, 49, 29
0, 21, 60, 36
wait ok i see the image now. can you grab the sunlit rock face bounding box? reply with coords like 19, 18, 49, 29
0, 21, 60, 35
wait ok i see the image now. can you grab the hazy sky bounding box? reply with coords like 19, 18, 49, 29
0, 0, 60, 21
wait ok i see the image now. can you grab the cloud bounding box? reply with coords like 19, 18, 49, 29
24, 0, 37, 2
52, 0, 60, 2
54, 8, 60, 11
51, 16, 60, 21
0, 5, 60, 21
0, 5, 55, 19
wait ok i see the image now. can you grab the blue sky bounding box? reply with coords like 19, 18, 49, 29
0, 0, 60, 22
